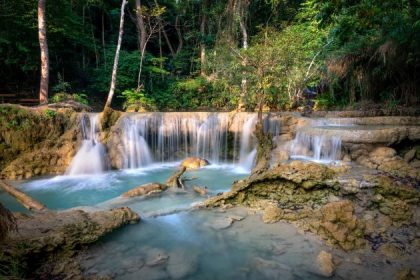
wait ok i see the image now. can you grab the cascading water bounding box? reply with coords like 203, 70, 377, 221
66, 114, 107, 175
117, 113, 280, 170
121, 117, 153, 169
238, 116, 257, 171
290, 131, 342, 162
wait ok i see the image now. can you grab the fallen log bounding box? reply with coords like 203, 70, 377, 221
122, 183, 167, 198
0, 180, 47, 211
166, 166, 187, 188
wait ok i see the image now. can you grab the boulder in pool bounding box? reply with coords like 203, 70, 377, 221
181, 157, 210, 169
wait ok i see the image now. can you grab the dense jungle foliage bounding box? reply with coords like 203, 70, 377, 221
0, 0, 419, 111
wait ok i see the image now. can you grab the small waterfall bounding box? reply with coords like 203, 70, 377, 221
238, 116, 257, 170
290, 131, 341, 162
121, 117, 153, 169
196, 114, 229, 163
66, 114, 107, 175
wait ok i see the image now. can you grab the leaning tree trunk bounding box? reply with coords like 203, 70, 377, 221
0, 180, 46, 211
38, 0, 49, 104
252, 91, 272, 174
105, 0, 128, 108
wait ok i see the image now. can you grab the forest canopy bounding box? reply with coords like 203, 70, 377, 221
0, 0, 418, 111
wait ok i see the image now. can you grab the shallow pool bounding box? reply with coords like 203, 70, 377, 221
0, 163, 246, 213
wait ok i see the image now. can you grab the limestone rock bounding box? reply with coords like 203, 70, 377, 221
2, 207, 139, 278
262, 205, 284, 224
193, 186, 208, 196
316, 200, 366, 251
316, 250, 335, 277
379, 243, 402, 259
369, 147, 397, 158
404, 149, 416, 163
203, 161, 335, 209
356, 147, 420, 180
396, 268, 420, 280
122, 183, 167, 198
181, 157, 210, 169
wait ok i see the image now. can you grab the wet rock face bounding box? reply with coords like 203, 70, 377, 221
0, 106, 80, 179
1, 207, 140, 278
181, 157, 210, 169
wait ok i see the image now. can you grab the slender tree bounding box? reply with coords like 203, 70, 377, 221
105, 0, 128, 108
38, 0, 49, 104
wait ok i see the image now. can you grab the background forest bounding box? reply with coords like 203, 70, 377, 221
1, 0, 419, 111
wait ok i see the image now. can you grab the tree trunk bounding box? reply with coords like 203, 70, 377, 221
105, 0, 128, 109
135, 0, 147, 53
200, 1, 208, 76
237, 0, 248, 111
161, 23, 175, 57
38, 0, 49, 104
175, 16, 183, 54
0, 180, 47, 211
102, 11, 107, 70
165, 166, 186, 189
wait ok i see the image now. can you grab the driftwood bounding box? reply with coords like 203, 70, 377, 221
122, 166, 188, 198
165, 166, 186, 188
122, 183, 167, 198
0, 180, 47, 211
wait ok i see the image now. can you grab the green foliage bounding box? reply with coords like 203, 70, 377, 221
52, 73, 71, 93
51, 92, 89, 105
1, 0, 417, 110
44, 109, 57, 119
121, 88, 157, 112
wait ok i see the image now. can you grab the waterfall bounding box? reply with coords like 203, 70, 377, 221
117, 113, 280, 169
238, 116, 257, 171
121, 117, 153, 169
66, 114, 107, 175
290, 131, 341, 162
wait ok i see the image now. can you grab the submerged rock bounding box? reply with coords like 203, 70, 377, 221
316, 250, 335, 277
193, 186, 209, 196
167, 247, 199, 279
181, 157, 210, 169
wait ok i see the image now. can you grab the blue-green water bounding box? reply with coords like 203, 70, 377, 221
0, 163, 245, 212
0, 164, 409, 280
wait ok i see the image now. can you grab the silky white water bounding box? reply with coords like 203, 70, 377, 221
66, 114, 108, 175
117, 113, 273, 171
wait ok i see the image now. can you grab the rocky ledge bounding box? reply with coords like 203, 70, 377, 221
0, 207, 140, 279
202, 161, 420, 253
